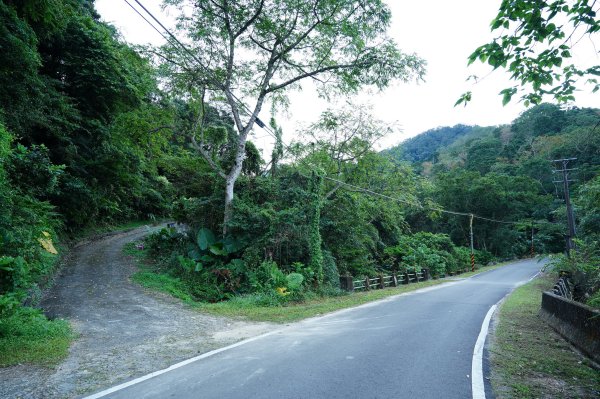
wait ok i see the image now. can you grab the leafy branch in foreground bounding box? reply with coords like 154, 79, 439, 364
458, 0, 599, 106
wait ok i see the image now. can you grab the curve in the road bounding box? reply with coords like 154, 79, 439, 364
84, 258, 543, 399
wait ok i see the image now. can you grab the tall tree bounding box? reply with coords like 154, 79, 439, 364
161, 0, 426, 235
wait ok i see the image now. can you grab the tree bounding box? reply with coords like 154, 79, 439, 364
458, 0, 599, 106
161, 0, 426, 235
292, 103, 394, 197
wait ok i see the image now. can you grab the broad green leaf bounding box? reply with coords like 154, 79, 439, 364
194, 262, 203, 272
209, 244, 227, 256
197, 228, 216, 250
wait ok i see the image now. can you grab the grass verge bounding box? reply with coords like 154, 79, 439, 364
0, 307, 73, 367
196, 279, 447, 323
126, 241, 518, 324
490, 273, 600, 399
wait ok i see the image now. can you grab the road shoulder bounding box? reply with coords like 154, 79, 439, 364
489, 273, 600, 398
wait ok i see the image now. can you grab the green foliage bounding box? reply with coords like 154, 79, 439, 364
143, 227, 249, 302
384, 232, 478, 276
248, 260, 287, 293
577, 176, 600, 235
308, 171, 324, 285
6, 143, 64, 198
322, 250, 340, 287
286, 273, 304, 292
383, 125, 478, 163
0, 299, 72, 366
547, 238, 599, 277
466, 0, 599, 105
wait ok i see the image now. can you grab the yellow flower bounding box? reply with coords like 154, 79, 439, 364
276, 287, 289, 296
38, 231, 58, 255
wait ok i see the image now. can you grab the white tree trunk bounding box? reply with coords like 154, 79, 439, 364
223, 175, 236, 237
222, 132, 248, 237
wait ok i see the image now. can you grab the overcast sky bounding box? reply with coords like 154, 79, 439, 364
96, 0, 598, 152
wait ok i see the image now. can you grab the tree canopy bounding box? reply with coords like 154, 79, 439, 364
159, 0, 426, 234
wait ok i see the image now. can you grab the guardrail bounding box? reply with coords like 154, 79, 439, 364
340, 267, 476, 292
340, 269, 432, 292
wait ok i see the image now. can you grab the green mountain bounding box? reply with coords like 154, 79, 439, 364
383, 124, 495, 163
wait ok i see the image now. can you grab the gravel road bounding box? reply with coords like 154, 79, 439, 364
0, 226, 274, 399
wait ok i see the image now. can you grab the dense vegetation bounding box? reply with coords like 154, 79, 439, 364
0, 0, 598, 364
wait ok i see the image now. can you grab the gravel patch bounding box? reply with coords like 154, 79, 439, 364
0, 226, 274, 399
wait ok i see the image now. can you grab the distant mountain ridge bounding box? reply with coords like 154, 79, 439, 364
382, 124, 493, 163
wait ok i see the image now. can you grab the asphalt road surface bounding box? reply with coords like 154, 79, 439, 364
88, 259, 543, 399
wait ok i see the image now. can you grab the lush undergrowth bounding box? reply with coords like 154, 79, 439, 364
127, 239, 508, 323
0, 301, 73, 367
491, 273, 600, 398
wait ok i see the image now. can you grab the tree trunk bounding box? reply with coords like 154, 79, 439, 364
222, 129, 249, 237
223, 175, 236, 237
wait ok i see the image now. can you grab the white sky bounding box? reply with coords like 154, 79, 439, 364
96, 0, 598, 153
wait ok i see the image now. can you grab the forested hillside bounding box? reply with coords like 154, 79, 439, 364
1, 0, 599, 361
382, 124, 494, 163
387, 104, 600, 256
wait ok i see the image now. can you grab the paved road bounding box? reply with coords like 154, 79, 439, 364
88, 259, 543, 399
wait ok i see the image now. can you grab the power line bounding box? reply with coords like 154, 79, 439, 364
122, 0, 525, 228
128, 0, 276, 137
323, 175, 522, 225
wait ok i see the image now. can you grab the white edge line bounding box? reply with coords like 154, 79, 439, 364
471, 269, 541, 399
86, 268, 542, 399
82, 329, 282, 399
83, 281, 463, 399
472, 303, 496, 399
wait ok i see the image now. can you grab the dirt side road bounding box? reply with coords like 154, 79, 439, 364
0, 226, 274, 399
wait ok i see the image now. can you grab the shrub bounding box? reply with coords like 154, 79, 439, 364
546, 238, 600, 302
322, 250, 340, 287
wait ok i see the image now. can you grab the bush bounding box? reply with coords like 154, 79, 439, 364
475, 249, 495, 266
322, 250, 340, 287
546, 238, 600, 302
0, 298, 72, 366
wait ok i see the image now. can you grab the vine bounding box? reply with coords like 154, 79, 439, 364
308, 170, 324, 285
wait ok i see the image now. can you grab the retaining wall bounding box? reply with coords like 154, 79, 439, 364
539, 291, 600, 363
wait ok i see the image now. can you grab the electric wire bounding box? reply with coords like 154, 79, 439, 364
129, 0, 278, 138
122, 0, 526, 228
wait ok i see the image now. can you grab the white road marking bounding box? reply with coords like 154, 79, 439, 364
471, 303, 496, 399
472, 268, 542, 399
82, 329, 282, 399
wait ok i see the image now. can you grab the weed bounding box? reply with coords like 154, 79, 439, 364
0, 305, 73, 367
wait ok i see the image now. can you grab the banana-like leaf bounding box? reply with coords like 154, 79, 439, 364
197, 228, 216, 250
209, 244, 227, 256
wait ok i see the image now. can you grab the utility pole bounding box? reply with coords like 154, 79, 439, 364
469, 214, 475, 271
530, 221, 535, 258
552, 158, 577, 254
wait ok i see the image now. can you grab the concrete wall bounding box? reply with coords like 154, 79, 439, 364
539, 291, 600, 364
